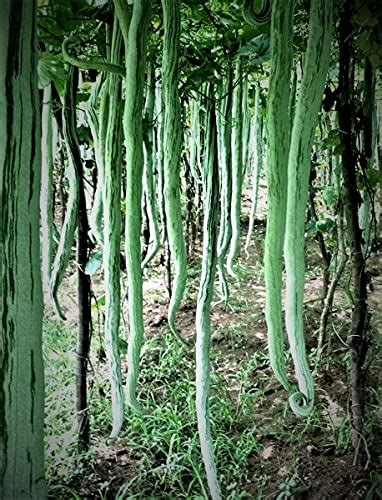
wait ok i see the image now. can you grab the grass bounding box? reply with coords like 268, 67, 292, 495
44, 320, 263, 498
43, 238, 382, 498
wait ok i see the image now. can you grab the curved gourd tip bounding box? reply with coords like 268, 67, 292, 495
288, 391, 314, 418
168, 317, 190, 346
51, 290, 67, 320
125, 397, 144, 415
107, 421, 124, 445
106, 436, 117, 446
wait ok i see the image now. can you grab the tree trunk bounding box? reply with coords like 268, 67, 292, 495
337, 0, 368, 452
63, 67, 92, 450
0, 1, 46, 496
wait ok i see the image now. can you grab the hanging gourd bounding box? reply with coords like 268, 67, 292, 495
263, 0, 294, 393
245, 81, 263, 252
101, 17, 125, 441
161, 0, 188, 341
114, 0, 150, 412
142, 62, 161, 271
216, 70, 233, 301
196, 96, 222, 500
284, 0, 333, 416
226, 59, 244, 277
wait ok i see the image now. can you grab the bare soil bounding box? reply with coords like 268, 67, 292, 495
46, 223, 382, 499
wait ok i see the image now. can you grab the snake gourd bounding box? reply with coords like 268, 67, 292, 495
141, 62, 161, 271
216, 71, 233, 301
262, 0, 333, 417
0, 2, 46, 494
40, 85, 57, 294
114, 0, 150, 412
50, 69, 80, 320
161, 0, 188, 342
245, 81, 263, 252
87, 78, 109, 246
226, 59, 244, 277
62, 35, 125, 77
264, 0, 294, 395
101, 17, 125, 441
284, 0, 333, 417
196, 96, 222, 500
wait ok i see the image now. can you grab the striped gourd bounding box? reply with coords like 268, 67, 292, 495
114, 0, 150, 412
62, 34, 125, 77
142, 62, 161, 271
284, 0, 333, 416
226, 59, 244, 277
161, 0, 188, 340
50, 70, 80, 320
196, 99, 222, 500
241, 76, 251, 178
245, 81, 263, 252
102, 17, 125, 440
189, 92, 203, 184
40, 84, 57, 295
86, 75, 107, 245
154, 76, 167, 246
0, 1, 46, 496
263, 0, 294, 393
216, 70, 233, 301
242, 0, 271, 25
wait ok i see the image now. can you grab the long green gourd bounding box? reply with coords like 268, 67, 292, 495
102, 17, 125, 441
40, 85, 57, 294
161, 0, 188, 340
88, 78, 110, 245
196, 99, 222, 500
226, 59, 243, 277
245, 81, 263, 252
285, 0, 333, 416
50, 69, 80, 320
114, 0, 150, 412
85, 75, 103, 175
216, 71, 233, 301
62, 34, 125, 77
263, 0, 293, 393
154, 77, 167, 247
0, 2, 46, 495
241, 76, 251, 178
142, 62, 161, 270
85, 75, 104, 244
189, 92, 203, 184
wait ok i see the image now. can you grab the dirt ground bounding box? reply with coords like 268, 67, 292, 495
46, 219, 382, 499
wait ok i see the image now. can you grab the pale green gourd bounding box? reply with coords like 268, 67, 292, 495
161, 0, 188, 341
263, 0, 294, 393
114, 0, 150, 412
285, 0, 333, 416
101, 17, 125, 440
196, 98, 222, 500
226, 59, 244, 277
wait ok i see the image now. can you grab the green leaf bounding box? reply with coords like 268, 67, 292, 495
367, 168, 382, 188
38, 53, 68, 95
321, 129, 341, 149
76, 124, 92, 143
322, 186, 338, 206
85, 250, 103, 275
236, 34, 270, 64
316, 217, 335, 233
